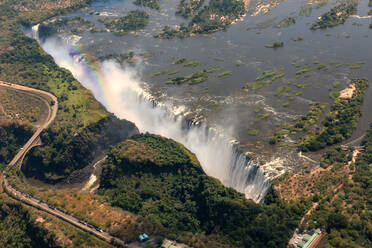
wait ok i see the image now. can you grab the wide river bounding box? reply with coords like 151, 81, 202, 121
33, 0, 372, 200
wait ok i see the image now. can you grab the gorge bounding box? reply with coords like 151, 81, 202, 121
31, 27, 273, 202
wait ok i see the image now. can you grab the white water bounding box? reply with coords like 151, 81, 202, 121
32, 28, 271, 202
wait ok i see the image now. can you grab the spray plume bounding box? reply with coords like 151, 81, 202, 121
34, 29, 270, 202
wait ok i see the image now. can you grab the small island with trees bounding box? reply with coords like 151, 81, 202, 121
156, 0, 246, 38
101, 10, 149, 36
310, 3, 357, 30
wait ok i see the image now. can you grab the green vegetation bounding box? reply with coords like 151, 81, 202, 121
293, 83, 308, 88
167, 69, 209, 85
254, 106, 263, 113
99, 133, 309, 247
0, 123, 33, 164
328, 91, 340, 100
0, 199, 59, 248
0, 0, 139, 184
172, 58, 187, 64
168, 70, 180, 75
101, 10, 149, 35
217, 71, 232, 78
251, 17, 277, 29
274, 86, 291, 97
291, 37, 304, 42
310, 3, 357, 30
260, 113, 271, 119
317, 63, 327, 70
24, 115, 138, 182
332, 81, 341, 88
183, 61, 200, 67
305, 128, 372, 247
176, 0, 205, 18
156, 0, 245, 38
274, 17, 296, 28
283, 101, 290, 107
299, 78, 368, 152
247, 129, 259, 136
133, 0, 160, 10
320, 146, 352, 169
264, 41, 284, 48
349, 62, 364, 69
243, 68, 285, 92
206, 66, 222, 73
150, 70, 168, 77
296, 67, 311, 75
269, 102, 326, 144
0, 0, 140, 246
256, 70, 277, 80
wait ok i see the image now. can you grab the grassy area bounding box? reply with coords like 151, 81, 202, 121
243, 68, 285, 92
172, 58, 187, 64
247, 129, 259, 136
150, 70, 168, 77
217, 71, 232, 78
332, 81, 341, 88
274, 17, 296, 28
296, 67, 311, 75
264, 41, 284, 48
274, 86, 291, 97
291, 37, 304, 42
183, 61, 200, 67
349, 62, 364, 69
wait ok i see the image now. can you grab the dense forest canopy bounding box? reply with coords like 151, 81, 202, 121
99, 133, 309, 248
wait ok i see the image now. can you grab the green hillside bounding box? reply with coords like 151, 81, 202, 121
99, 133, 309, 247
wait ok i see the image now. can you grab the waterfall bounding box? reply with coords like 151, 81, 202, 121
31, 26, 271, 202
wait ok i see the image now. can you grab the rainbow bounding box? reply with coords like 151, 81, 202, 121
65, 43, 114, 110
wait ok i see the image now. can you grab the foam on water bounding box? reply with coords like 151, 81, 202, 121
32, 26, 273, 202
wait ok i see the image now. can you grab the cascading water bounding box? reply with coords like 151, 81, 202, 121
31, 26, 271, 202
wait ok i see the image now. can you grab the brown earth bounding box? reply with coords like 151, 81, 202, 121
274, 150, 359, 201
0, 86, 49, 127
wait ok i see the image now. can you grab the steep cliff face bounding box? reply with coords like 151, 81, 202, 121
22, 115, 138, 182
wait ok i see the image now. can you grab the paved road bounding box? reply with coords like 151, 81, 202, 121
0, 81, 58, 166
1, 81, 125, 247
3, 177, 124, 245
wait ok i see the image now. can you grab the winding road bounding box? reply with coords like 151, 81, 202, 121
0, 81, 125, 247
